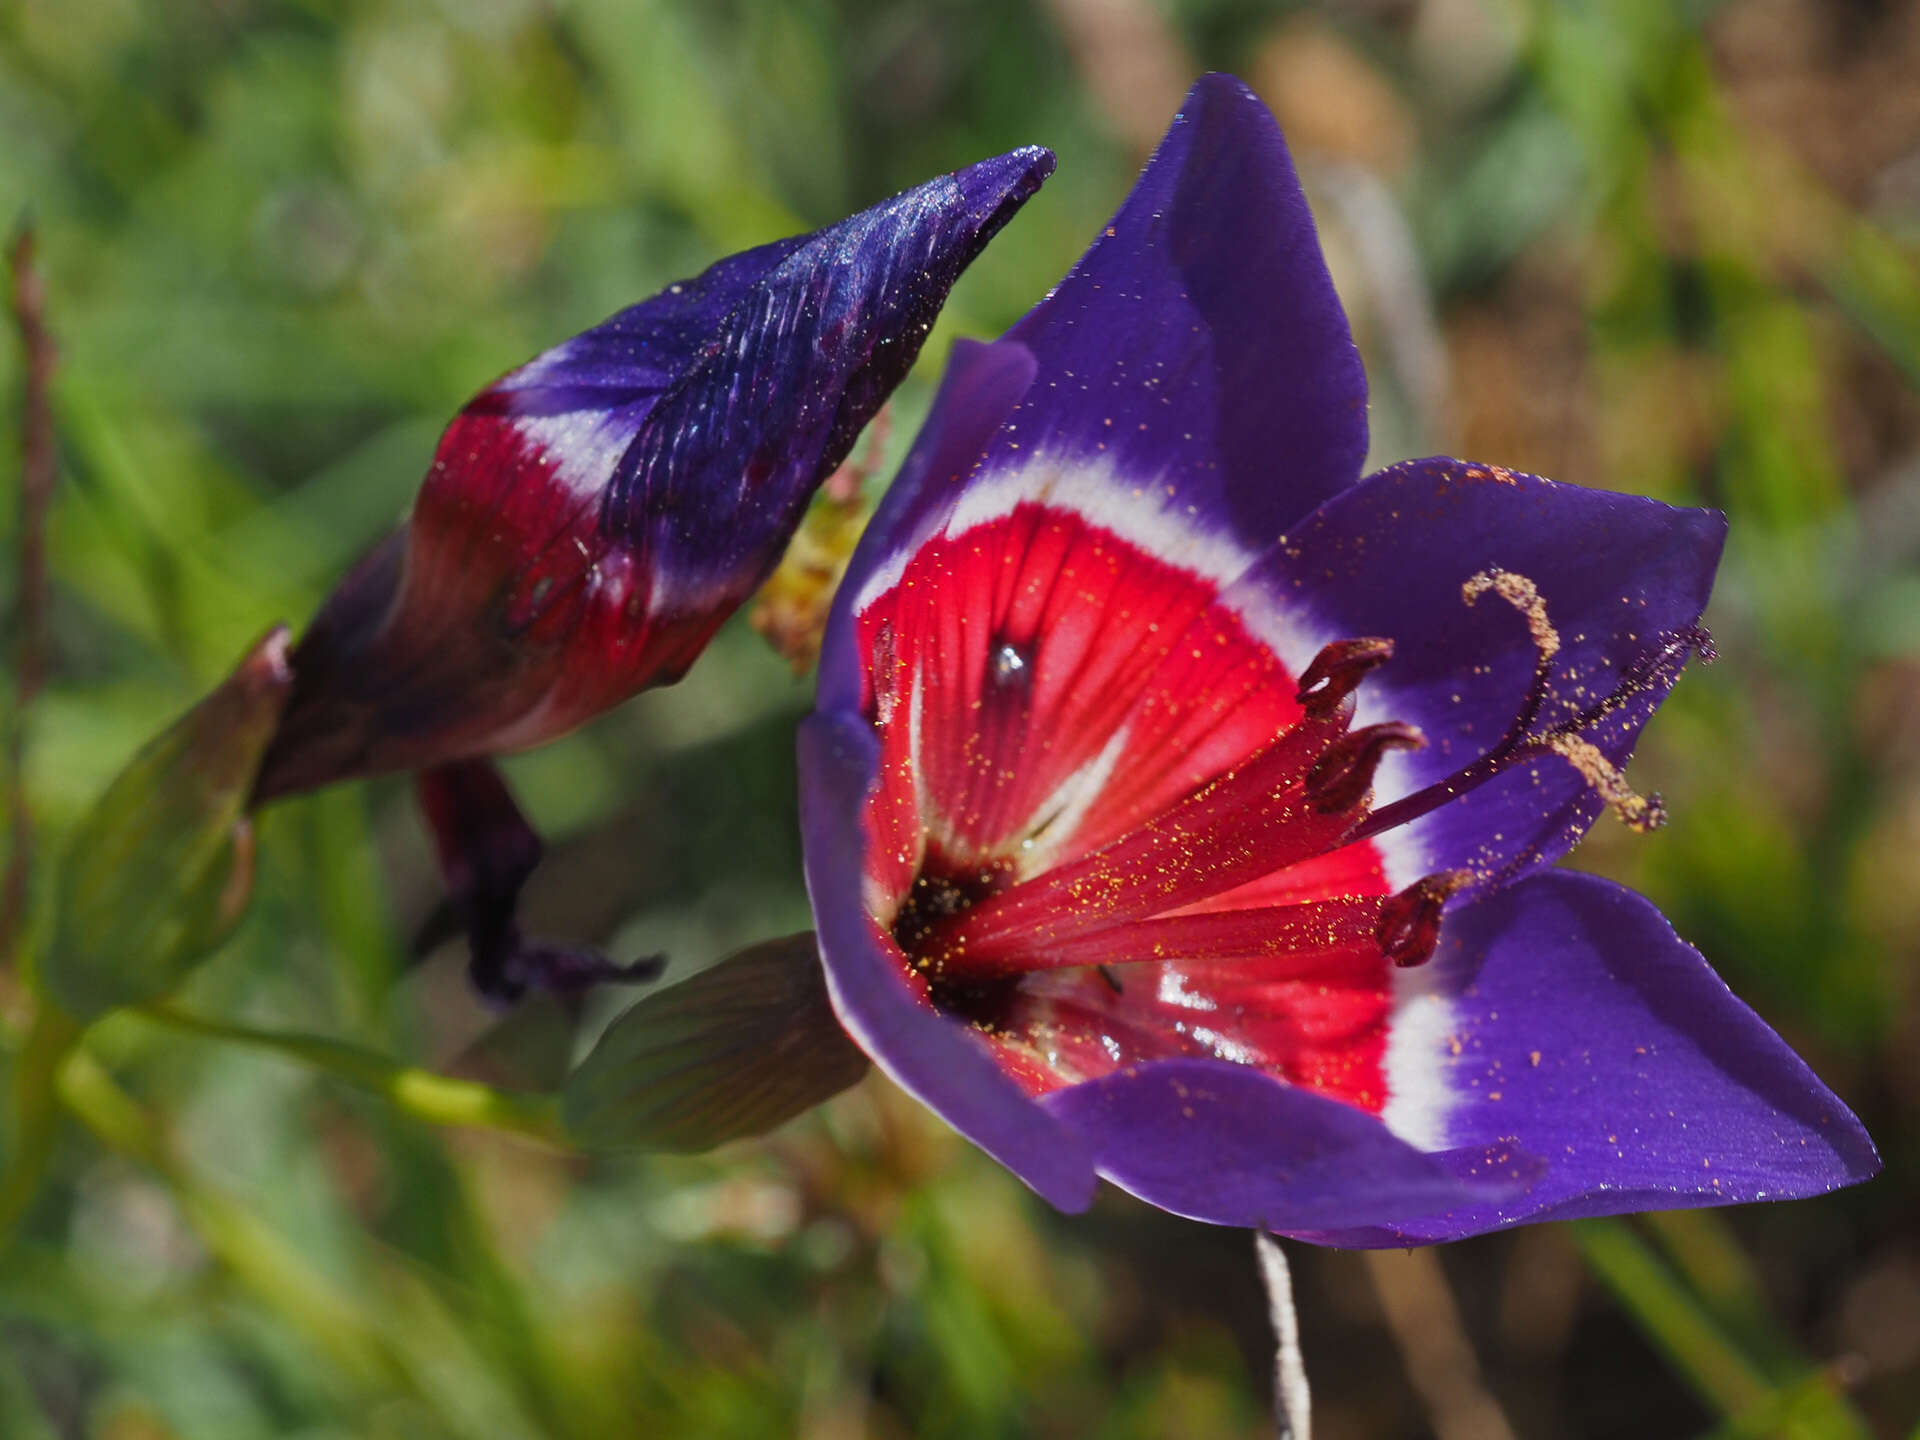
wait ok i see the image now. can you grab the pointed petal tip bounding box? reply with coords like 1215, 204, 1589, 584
967, 143, 1056, 185
948, 145, 1056, 225
1174, 72, 1284, 140
1183, 71, 1261, 110
238, 623, 296, 697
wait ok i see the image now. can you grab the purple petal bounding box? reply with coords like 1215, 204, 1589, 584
824, 72, 1366, 620
797, 710, 1097, 1211
607, 148, 1057, 590
1042, 1058, 1522, 1233
1232, 457, 1726, 889
256, 147, 1055, 799
1300, 871, 1879, 1247
995, 74, 1368, 547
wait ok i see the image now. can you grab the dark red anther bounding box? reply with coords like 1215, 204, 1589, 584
1294, 637, 1395, 715
1303, 722, 1425, 813
1376, 870, 1472, 968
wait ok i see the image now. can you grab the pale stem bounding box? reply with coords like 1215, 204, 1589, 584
1256, 1231, 1312, 1440
135, 1004, 570, 1149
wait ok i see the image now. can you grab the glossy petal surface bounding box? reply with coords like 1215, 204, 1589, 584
830, 71, 1368, 644
995, 72, 1368, 550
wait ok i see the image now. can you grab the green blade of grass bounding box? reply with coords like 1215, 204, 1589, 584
1572, 1218, 1870, 1440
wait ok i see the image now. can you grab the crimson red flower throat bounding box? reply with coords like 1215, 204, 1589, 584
858, 500, 1711, 1116
854, 495, 1401, 1112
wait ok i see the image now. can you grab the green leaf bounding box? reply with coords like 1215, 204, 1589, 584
563, 932, 868, 1152
43, 627, 292, 1020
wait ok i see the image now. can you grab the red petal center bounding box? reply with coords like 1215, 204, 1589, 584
854, 496, 1403, 1113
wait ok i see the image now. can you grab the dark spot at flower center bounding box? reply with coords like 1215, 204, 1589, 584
988, 638, 1033, 690
891, 852, 1022, 1027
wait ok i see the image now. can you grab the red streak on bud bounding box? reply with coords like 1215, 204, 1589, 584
1376, 870, 1473, 968
1303, 722, 1425, 813
1294, 636, 1394, 715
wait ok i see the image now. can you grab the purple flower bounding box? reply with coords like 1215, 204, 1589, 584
242, 149, 1053, 1003
797, 75, 1878, 1241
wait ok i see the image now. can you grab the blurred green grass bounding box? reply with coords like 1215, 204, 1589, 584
2, 0, 1917, 1435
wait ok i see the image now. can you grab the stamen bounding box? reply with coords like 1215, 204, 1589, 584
1560, 624, 1712, 734
1303, 723, 1425, 813
1350, 565, 1709, 847
1543, 733, 1666, 833
1294, 637, 1394, 715
914, 708, 1362, 973
1376, 870, 1473, 968
965, 897, 1386, 980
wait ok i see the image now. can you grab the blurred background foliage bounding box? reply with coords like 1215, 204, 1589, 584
0, 0, 1917, 1435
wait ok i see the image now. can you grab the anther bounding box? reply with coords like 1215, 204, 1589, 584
1295, 637, 1395, 715
1376, 870, 1473, 968
1303, 722, 1426, 813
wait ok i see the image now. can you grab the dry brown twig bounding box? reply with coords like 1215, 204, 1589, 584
1364, 1247, 1518, 1440
2, 223, 59, 971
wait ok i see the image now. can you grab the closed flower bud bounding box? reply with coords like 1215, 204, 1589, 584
254, 147, 1055, 802
46, 629, 293, 1020
563, 933, 867, 1153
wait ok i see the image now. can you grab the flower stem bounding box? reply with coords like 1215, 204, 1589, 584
136, 1004, 569, 1148
1, 224, 60, 969
0, 1001, 85, 1250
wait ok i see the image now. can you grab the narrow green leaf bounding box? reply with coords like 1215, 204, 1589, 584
1573, 1218, 1773, 1418
1574, 1218, 1868, 1440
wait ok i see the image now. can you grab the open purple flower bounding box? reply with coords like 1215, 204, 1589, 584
797, 75, 1877, 1242
248, 147, 1054, 1002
